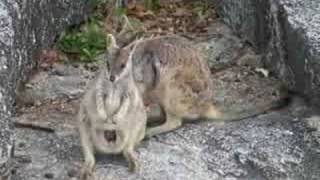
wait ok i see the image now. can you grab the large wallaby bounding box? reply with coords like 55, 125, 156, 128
107, 34, 287, 137
78, 38, 146, 180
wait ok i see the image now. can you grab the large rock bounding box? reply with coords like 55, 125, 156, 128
12, 23, 310, 179
213, 0, 320, 107
10, 11, 319, 179
0, 0, 88, 179
12, 92, 309, 180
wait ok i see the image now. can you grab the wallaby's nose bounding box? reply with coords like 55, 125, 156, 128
110, 75, 115, 82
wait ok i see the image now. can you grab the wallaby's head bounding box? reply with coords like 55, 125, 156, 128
107, 34, 142, 83
107, 34, 161, 94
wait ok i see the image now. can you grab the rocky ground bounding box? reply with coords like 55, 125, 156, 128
10, 19, 320, 180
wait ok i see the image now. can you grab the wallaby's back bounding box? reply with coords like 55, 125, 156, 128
129, 35, 214, 117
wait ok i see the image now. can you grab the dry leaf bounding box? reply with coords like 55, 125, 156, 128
173, 8, 191, 17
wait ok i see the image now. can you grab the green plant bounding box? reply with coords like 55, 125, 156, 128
57, 17, 108, 62
88, 0, 108, 9
56, 0, 147, 62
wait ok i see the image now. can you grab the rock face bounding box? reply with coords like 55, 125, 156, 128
12, 21, 315, 180
12, 60, 312, 180
12, 99, 308, 180
214, 0, 320, 107
0, 0, 87, 179
4, 1, 319, 178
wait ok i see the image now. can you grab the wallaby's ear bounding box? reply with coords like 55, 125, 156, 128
127, 37, 143, 62
107, 34, 119, 53
120, 37, 143, 77
152, 54, 161, 86
116, 15, 143, 48
107, 34, 120, 62
104, 67, 110, 78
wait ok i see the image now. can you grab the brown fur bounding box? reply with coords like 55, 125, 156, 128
108, 34, 287, 137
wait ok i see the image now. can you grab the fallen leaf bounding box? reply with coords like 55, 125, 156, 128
255, 68, 269, 78
173, 8, 191, 17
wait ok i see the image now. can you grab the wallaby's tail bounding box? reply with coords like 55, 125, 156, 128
220, 84, 289, 122
190, 83, 290, 123
221, 97, 288, 122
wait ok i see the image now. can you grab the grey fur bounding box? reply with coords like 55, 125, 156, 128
78, 38, 147, 180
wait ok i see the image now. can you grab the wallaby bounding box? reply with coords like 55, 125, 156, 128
107, 34, 288, 138
78, 38, 146, 180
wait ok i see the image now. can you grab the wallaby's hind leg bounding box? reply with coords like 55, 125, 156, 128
136, 124, 146, 143
146, 113, 182, 137
123, 147, 139, 172
79, 115, 96, 180
147, 104, 166, 126
158, 105, 166, 122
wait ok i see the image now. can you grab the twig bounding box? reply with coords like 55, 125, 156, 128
14, 121, 55, 133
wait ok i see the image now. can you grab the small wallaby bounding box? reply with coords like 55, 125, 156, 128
78, 38, 146, 180
108, 34, 288, 138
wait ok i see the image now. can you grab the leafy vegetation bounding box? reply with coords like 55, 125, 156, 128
57, 17, 108, 62
87, 0, 108, 10
56, 0, 216, 63
56, 0, 135, 62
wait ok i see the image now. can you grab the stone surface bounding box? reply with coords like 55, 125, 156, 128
0, 0, 88, 179
12, 80, 310, 180
17, 64, 95, 105
214, 0, 320, 107
12, 21, 315, 179
5, 0, 319, 179
0, 1, 16, 179
304, 115, 320, 180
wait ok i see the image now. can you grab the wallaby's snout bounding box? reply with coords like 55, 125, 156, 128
110, 75, 115, 82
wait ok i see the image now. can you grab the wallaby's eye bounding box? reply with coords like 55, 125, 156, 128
120, 64, 125, 69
